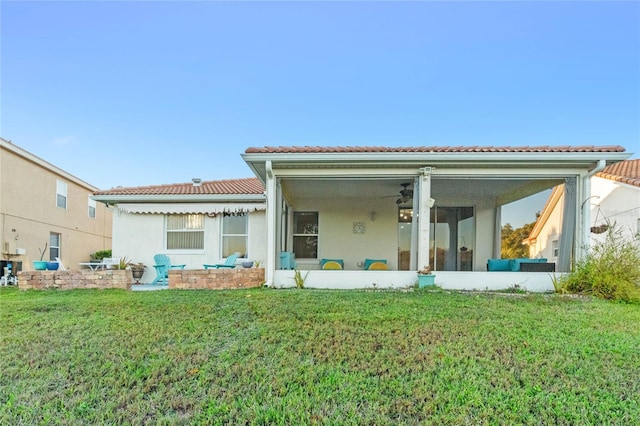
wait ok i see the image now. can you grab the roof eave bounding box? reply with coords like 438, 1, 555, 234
242, 151, 632, 180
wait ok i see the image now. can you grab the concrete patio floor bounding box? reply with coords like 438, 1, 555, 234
131, 284, 168, 291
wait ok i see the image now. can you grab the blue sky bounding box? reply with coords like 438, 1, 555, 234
2, 1, 639, 225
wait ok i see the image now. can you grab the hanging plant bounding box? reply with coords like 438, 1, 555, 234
590, 224, 609, 234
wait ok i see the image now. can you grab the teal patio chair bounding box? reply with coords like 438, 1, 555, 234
203, 253, 239, 269
151, 254, 186, 285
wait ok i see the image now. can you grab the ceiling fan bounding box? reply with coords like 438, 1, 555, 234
382, 183, 414, 204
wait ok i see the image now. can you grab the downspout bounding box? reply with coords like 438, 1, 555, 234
265, 161, 276, 287
578, 159, 606, 263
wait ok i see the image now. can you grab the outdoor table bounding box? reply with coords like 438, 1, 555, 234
78, 262, 107, 271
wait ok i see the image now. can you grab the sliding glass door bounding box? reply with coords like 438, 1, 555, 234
429, 207, 475, 271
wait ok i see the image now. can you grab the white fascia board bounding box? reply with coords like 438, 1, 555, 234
91, 193, 266, 204
242, 151, 631, 180
272, 167, 423, 178
431, 167, 588, 178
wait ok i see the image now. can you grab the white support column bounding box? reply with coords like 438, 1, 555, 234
410, 176, 420, 270
417, 167, 433, 270
494, 206, 502, 258
577, 160, 605, 264
265, 161, 277, 287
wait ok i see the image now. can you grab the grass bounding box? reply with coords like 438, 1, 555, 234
1, 287, 639, 424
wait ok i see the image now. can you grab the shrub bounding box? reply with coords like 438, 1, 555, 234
558, 223, 640, 303
92, 249, 112, 260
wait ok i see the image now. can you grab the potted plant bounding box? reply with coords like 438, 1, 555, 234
33, 243, 48, 270
90, 249, 112, 263
130, 262, 146, 284
417, 265, 436, 287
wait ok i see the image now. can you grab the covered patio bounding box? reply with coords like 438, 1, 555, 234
242, 145, 630, 290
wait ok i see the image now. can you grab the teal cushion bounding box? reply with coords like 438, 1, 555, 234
321, 258, 344, 268
364, 259, 387, 270
487, 259, 511, 271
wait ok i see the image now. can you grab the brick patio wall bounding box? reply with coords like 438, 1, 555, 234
18, 270, 132, 290
169, 268, 265, 290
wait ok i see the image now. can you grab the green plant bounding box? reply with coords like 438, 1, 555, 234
556, 222, 640, 303
92, 249, 112, 261
38, 243, 48, 261
551, 273, 566, 294
117, 256, 133, 270
254, 260, 262, 268
292, 269, 309, 289
417, 265, 432, 275
2, 288, 639, 424
130, 262, 145, 271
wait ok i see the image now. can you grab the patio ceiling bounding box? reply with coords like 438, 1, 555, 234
280, 177, 561, 205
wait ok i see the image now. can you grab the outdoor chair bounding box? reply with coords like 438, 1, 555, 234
151, 254, 186, 285
203, 253, 239, 269
102, 257, 121, 270
55, 257, 66, 271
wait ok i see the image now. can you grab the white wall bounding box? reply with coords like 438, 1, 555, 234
112, 208, 266, 283
291, 195, 498, 271
590, 177, 640, 243
529, 195, 564, 262
293, 197, 399, 270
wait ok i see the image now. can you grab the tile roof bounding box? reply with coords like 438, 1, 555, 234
244, 145, 627, 154
597, 159, 640, 188
93, 177, 264, 196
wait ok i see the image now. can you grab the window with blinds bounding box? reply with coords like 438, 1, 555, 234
166, 214, 204, 250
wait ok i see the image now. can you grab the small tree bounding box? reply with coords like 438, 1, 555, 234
557, 222, 640, 303
501, 216, 538, 258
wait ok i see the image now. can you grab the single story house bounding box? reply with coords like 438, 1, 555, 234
93, 145, 631, 291
525, 159, 640, 261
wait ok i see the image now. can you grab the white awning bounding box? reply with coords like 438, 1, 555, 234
116, 203, 266, 215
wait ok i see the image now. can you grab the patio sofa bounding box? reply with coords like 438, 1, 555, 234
487, 258, 555, 272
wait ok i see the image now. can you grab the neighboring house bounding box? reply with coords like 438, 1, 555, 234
94, 145, 630, 291
92, 177, 266, 284
526, 159, 640, 262
0, 138, 112, 274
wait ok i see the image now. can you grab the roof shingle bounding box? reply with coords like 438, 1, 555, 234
94, 177, 264, 196
244, 145, 627, 154
597, 159, 640, 188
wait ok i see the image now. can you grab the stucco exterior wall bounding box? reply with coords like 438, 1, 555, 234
292, 196, 399, 270
528, 192, 564, 262
590, 177, 640, 243
290, 195, 498, 272
1, 140, 112, 271
111, 208, 266, 283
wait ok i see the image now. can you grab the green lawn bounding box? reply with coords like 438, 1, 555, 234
1, 287, 639, 425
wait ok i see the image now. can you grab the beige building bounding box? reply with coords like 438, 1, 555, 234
1, 138, 112, 274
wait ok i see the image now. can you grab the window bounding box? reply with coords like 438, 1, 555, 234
56, 180, 67, 209
49, 233, 61, 261
552, 239, 559, 258
222, 213, 248, 258
166, 214, 204, 250
293, 212, 318, 258
88, 196, 96, 218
